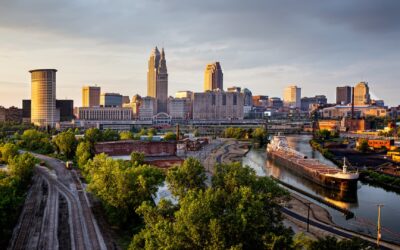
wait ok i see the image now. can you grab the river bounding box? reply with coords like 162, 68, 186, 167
242, 134, 400, 244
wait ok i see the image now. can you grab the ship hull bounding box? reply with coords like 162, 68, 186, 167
267, 150, 358, 192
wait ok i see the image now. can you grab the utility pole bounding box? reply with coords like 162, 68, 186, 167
306, 202, 311, 232
377, 204, 384, 248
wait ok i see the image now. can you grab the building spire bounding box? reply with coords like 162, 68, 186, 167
161, 47, 165, 58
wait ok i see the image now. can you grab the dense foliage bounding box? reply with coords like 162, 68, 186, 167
222, 127, 268, 145
53, 130, 77, 159
0, 143, 19, 163
308, 236, 369, 250
76, 141, 92, 169
0, 122, 35, 143
18, 129, 53, 154
166, 157, 206, 199
131, 161, 293, 249
0, 147, 36, 248
251, 127, 268, 146
163, 132, 177, 141
222, 127, 247, 139
83, 153, 165, 226
120, 131, 134, 140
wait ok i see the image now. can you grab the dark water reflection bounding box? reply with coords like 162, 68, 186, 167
243, 134, 400, 243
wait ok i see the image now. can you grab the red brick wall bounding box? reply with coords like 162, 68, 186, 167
94, 141, 177, 156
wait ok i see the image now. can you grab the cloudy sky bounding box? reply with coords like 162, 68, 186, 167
0, 0, 399, 107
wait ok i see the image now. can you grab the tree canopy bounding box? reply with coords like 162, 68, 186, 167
251, 127, 268, 146
131, 162, 293, 250
166, 157, 206, 199
120, 131, 134, 140
76, 141, 92, 169
19, 129, 53, 154
163, 132, 177, 141
0, 143, 19, 163
84, 154, 165, 226
0, 151, 36, 248
53, 130, 77, 159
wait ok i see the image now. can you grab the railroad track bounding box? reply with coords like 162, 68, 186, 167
9, 175, 42, 250
37, 167, 88, 250
10, 153, 106, 250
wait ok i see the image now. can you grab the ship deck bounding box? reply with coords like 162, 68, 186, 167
273, 150, 341, 174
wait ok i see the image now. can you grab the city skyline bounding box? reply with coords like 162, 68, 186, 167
1, 0, 400, 108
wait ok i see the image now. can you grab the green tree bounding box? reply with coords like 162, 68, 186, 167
309, 236, 369, 250
84, 128, 102, 144
166, 157, 206, 199
0, 143, 19, 163
76, 141, 92, 169
130, 151, 145, 166
120, 131, 134, 140
53, 131, 77, 159
102, 129, 120, 141
163, 132, 177, 141
0, 176, 25, 247
131, 162, 292, 250
357, 139, 369, 153
8, 153, 36, 185
222, 127, 246, 139
86, 154, 164, 226
20, 129, 53, 154
147, 128, 157, 136
317, 129, 331, 140
251, 127, 268, 146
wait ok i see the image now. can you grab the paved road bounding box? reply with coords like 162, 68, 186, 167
9, 153, 107, 250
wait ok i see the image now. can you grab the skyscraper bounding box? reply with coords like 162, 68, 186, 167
30, 69, 58, 127
283, 85, 301, 108
354, 82, 371, 106
336, 86, 352, 105
204, 62, 223, 91
82, 86, 101, 107
147, 47, 168, 113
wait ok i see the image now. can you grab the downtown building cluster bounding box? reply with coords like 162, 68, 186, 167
9, 46, 400, 131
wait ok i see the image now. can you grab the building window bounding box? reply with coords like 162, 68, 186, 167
233, 95, 237, 105
222, 94, 226, 105
212, 95, 216, 105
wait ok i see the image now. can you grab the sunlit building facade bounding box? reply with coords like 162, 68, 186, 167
283, 85, 301, 108
82, 86, 100, 107
354, 82, 371, 106
30, 69, 58, 127
204, 62, 223, 91
147, 47, 168, 113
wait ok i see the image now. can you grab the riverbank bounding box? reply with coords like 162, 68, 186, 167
203, 139, 251, 173
309, 138, 400, 193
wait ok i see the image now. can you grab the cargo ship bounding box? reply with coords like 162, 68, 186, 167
267, 135, 359, 191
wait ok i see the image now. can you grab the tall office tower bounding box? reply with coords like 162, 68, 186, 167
147, 47, 168, 113
283, 85, 301, 108
336, 86, 352, 105
82, 86, 101, 107
30, 69, 58, 127
354, 82, 371, 106
204, 62, 223, 91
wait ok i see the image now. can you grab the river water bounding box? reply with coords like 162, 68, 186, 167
242, 134, 400, 243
